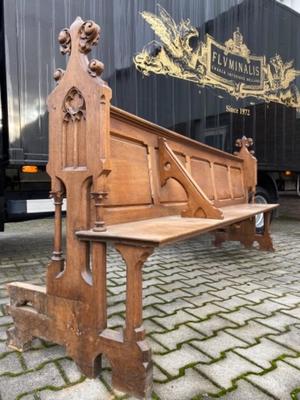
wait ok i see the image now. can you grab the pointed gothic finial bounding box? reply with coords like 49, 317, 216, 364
235, 136, 255, 155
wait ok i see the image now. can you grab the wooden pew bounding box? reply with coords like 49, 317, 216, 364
6, 18, 278, 399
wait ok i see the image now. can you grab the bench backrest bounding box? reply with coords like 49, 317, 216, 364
47, 17, 257, 231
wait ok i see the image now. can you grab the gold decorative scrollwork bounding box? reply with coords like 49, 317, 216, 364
79, 20, 100, 54
134, 5, 300, 108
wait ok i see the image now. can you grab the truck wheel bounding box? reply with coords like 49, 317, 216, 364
255, 186, 270, 233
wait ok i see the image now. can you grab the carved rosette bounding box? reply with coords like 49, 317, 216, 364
63, 87, 86, 122
79, 20, 100, 54
58, 28, 71, 54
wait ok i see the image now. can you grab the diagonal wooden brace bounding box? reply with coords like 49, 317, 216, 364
158, 137, 223, 219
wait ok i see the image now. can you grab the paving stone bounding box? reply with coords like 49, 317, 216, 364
0, 352, 24, 375
238, 290, 276, 304
226, 320, 278, 345
246, 299, 289, 316
269, 326, 300, 352
209, 287, 245, 300
57, 359, 82, 383
156, 281, 190, 292
183, 292, 222, 307
247, 360, 300, 400
0, 340, 14, 354
218, 379, 275, 399
153, 364, 169, 382
186, 303, 226, 320
257, 311, 300, 331
39, 378, 111, 400
154, 368, 219, 399
191, 331, 248, 359
143, 306, 165, 319
154, 344, 211, 376
196, 351, 262, 389
205, 279, 235, 290
0, 363, 65, 400
214, 296, 254, 310
154, 298, 194, 314
143, 319, 164, 334
0, 315, 12, 325
107, 314, 125, 329
152, 309, 198, 330
221, 307, 265, 325
235, 337, 296, 369
180, 283, 215, 296
281, 307, 300, 320
271, 294, 300, 306
147, 336, 168, 353
155, 289, 191, 302
152, 325, 204, 351
23, 346, 66, 369
188, 315, 238, 337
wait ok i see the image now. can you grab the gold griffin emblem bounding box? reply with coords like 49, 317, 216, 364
133, 5, 300, 107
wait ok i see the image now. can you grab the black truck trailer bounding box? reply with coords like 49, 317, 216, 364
1, 0, 300, 231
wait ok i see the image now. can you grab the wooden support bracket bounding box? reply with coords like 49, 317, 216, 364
213, 211, 274, 251
158, 137, 223, 219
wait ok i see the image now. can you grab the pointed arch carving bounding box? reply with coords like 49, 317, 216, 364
62, 87, 87, 168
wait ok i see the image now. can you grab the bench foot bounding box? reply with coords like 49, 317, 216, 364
111, 341, 153, 399
6, 326, 33, 352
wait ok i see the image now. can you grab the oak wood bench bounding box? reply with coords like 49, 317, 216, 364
6, 18, 278, 399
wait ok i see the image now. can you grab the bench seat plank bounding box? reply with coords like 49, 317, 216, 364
76, 203, 278, 247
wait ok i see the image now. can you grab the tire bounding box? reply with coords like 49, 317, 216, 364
255, 186, 270, 233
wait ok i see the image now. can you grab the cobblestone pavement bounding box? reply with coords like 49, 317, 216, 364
0, 216, 300, 400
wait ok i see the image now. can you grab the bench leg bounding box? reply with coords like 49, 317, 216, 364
255, 211, 274, 251
213, 212, 274, 252
113, 243, 154, 399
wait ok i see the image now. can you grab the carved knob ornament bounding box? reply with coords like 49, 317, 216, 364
88, 59, 104, 77
79, 20, 101, 54
58, 28, 71, 54
53, 68, 65, 83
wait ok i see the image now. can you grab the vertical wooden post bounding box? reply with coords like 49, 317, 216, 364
92, 242, 107, 332
234, 136, 257, 201
115, 244, 154, 342
91, 191, 108, 232
50, 190, 64, 261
